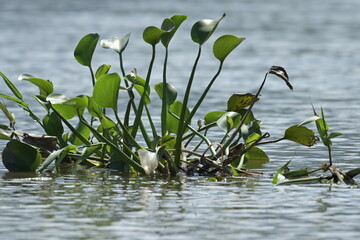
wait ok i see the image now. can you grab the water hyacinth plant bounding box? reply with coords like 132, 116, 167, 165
1, 14, 358, 184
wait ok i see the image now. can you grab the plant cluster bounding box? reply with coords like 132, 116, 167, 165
0, 14, 358, 185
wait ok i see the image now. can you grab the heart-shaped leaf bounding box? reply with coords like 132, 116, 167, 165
191, 13, 225, 45
227, 93, 259, 111
213, 35, 245, 62
101, 33, 131, 54
74, 33, 99, 67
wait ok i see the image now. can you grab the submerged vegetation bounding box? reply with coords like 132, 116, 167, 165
0, 14, 359, 186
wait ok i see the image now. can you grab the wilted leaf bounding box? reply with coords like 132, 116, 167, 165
284, 125, 318, 147
227, 93, 259, 111
268, 66, 293, 90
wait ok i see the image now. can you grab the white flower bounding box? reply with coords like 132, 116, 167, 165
138, 149, 159, 175
100, 33, 131, 54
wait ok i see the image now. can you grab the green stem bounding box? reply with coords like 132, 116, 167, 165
184, 61, 223, 127
89, 65, 95, 86
161, 47, 169, 136
132, 44, 156, 138
174, 45, 202, 166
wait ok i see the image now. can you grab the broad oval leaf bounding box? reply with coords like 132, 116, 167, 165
101, 33, 131, 54
95, 64, 111, 80
74, 33, 99, 67
18, 74, 53, 96
2, 140, 42, 172
0, 72, 23, 100
284, 125, 318, 147
63, 95, 88, 110
93, 73, 121, 109
166, 101, 190, 134
52, 103, 77, 120
88, 97, 103, 118
244, 147, 269, 169
191, 13, 225, 45
161, 15, 187, 47
204, 111, 226, 125
43, 111, 64, 137
143, 26, 166, 46
213, 35, 245, 62
227, 93, 259, 111
154, 82, 177, 105
138, 149, 159, 175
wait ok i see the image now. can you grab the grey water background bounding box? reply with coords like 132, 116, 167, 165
1, 0, 360, 239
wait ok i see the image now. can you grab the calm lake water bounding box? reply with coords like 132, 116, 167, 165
1, 0, 360, 239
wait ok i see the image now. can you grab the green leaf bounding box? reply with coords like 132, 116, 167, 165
74, 144, 103, 167
95, 64, 111, 79
0, 72, 23, 100
272, 159, 291, 185
243, 147, 269, 169
93, 73, 121, 109
143, 26, 166, 46
284, 125, 318, 147
74, 33, 99, 67
345, 168, 360, 179
2, 140, 42, 172
0, 128, 12, 140
88, 97, 103, 118
101, 33, 131, 54
18, 74, 53, 96
133, 85, 151, 105
154, 82, 177, 105
161, 15, 187, 47
213, 35, 245, 62
68, 121, 90, 145
191, 13, 225, 45
329, 132, 342, 139
166, 101, 190, 134
204, 111, 226, 125
0, 102, 16, 127
63, 95, 88, 110
216, 111, 241, 132
283, 169, 309, 179
227, 93, 259, 111
37, 145, 77, 173
0, 94, 28, 107
43, 112, 64, 137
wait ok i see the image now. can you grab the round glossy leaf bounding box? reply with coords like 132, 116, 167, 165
93, 73, 121, 109
216, 111, 241, 132
284, 125, 318, 147
2, 140, 42, 172
204, 111, 226, 125
154, 82, 177, 105
74, 33, 99, 67
43, 111, 64, 137
18, 74, 53, 96
101, 33, 131, 54
52, 103, 77, 120
143, 26, 166, 46
227, 93, 259, 111
64, 95, 88, 110
191, 14, 225, 45
213, 35, 245, 62
161, 15, 187, 47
